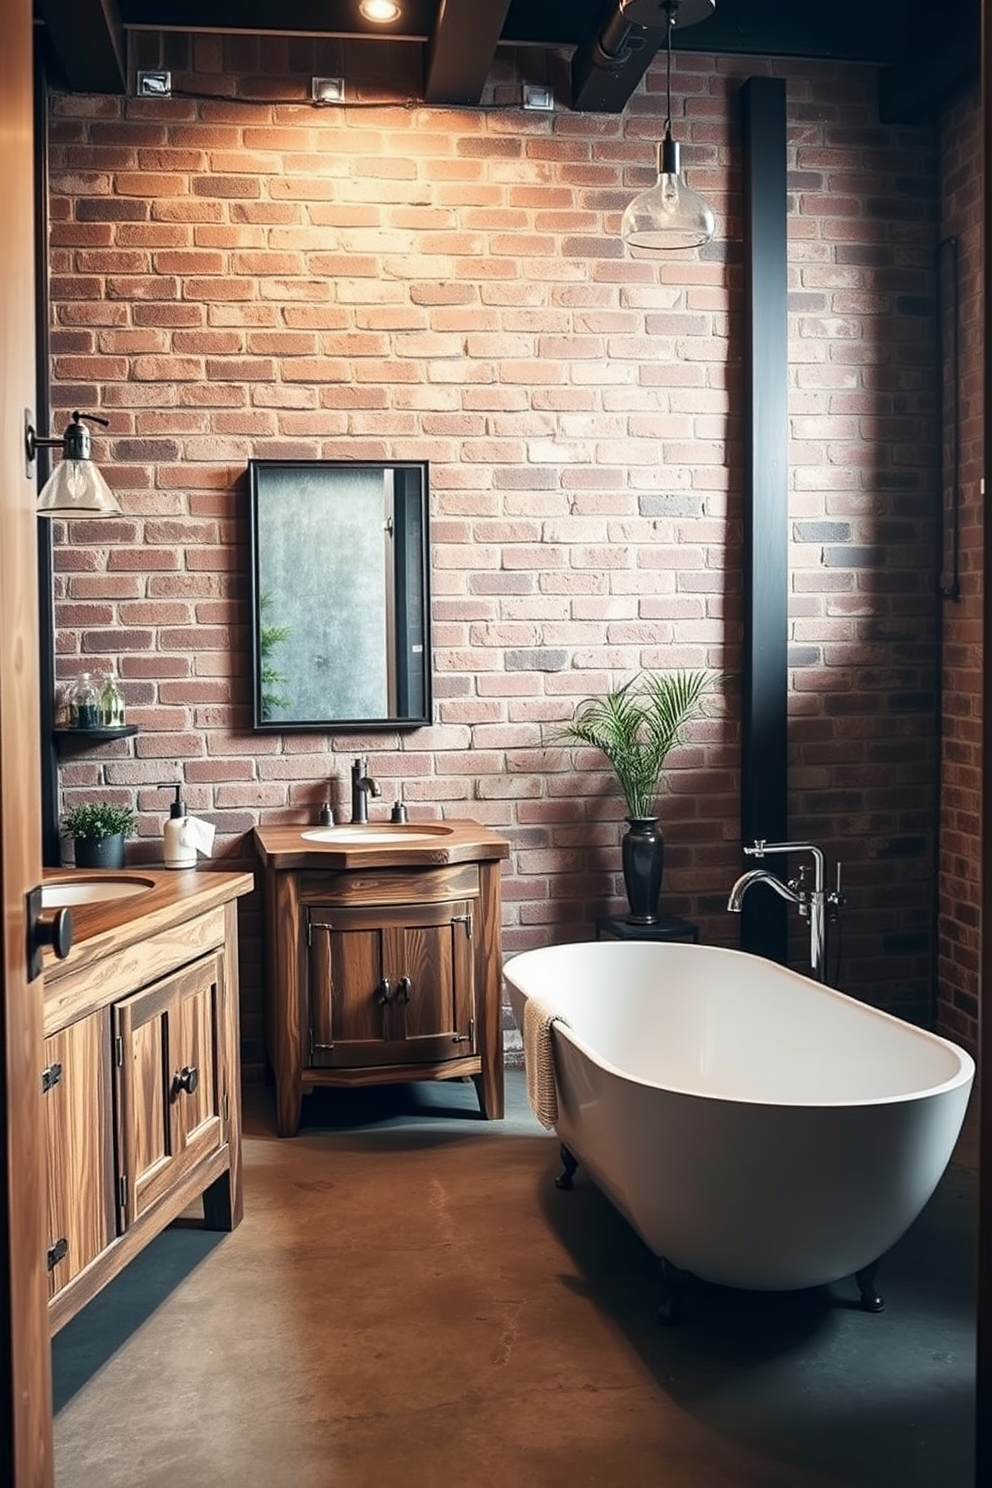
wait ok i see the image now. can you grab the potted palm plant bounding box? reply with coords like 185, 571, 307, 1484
62, 801, 136, 870
553, 670, 717, 924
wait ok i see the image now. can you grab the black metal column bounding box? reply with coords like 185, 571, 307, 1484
739, 77, 789, 963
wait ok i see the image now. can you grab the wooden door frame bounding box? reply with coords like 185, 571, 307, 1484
0, 0, 54, 1482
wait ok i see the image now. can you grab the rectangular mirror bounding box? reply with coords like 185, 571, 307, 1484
248, 459, 432, 731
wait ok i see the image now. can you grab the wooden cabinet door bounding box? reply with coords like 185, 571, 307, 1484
43, 1012, 116, 1301
308, 900, 475, 1068
115, 953, 226, 1227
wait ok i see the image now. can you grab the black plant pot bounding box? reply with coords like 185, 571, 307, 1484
73, 834, 125, 870
622, 817, 665, 924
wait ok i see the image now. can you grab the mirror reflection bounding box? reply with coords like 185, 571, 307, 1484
249, 459, 431, 730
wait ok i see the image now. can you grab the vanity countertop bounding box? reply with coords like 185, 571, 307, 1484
252, 818, 510, 871
42, 866, 255, 975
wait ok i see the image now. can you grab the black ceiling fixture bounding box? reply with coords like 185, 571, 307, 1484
32, 0, 978, 120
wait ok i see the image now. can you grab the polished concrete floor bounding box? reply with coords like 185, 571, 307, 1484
53, 1069, 977, 1487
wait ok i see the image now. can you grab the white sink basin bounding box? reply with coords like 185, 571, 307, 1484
300, 827, 449, 845
42, 877, 154, 908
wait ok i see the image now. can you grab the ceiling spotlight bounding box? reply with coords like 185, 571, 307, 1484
619, 0, 717, 254
359, 0, 402, 22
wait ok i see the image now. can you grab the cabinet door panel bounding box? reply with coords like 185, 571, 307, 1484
116, 953, 225, 1226
311, 927, 384, 1049
308, 902, 474, 1068
128, 1014, 169, 1195
176, 974, 219, 1145
44, 1012, 116, 1299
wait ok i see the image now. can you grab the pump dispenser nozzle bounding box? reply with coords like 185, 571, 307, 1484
162, 781, 195, 868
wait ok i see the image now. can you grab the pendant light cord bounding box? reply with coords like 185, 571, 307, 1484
665, 8, 674, 137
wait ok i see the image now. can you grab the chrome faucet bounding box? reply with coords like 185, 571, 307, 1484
350, 757, 381, 824
727, 840, 841, 983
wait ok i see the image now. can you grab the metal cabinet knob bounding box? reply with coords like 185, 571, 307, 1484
173, 1064, 199, 1096
374, 977, 392, 1005
396, 976, 413, 1004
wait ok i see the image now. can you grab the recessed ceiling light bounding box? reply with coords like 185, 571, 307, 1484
359, 0, 402, 21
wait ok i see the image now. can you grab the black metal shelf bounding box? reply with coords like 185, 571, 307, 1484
53, 725, 138, 752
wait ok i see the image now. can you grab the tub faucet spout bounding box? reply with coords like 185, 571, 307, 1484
350, 757, 381, 824
727, 867, 802, 912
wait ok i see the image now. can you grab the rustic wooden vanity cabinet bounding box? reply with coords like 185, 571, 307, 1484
41, 868, 253, 1333
253, 821, 509, 1136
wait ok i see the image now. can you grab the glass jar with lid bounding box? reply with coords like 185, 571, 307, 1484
68, 672, 101, 730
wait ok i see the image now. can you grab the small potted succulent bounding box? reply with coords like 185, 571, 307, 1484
61, 801, 136, 870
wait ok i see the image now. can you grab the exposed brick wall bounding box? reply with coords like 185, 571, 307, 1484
46, 37, 945, 1072
786, 88, 940, 1025
936, 86, 983, 1051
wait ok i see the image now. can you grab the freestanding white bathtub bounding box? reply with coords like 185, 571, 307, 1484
504, 941, 974, 1307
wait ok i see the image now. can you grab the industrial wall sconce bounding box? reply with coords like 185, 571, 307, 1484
619, 0, 717, 254
24, 410, 122, 517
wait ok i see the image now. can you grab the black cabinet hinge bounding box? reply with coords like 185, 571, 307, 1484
41, 1062, 63, 1094
47, 1236, 68, 1272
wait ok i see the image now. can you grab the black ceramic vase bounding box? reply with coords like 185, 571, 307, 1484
74, 834, 125, 870
622, 817, 665, 924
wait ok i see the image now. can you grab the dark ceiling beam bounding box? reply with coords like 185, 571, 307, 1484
117, 0, 435, 39
35, 0, 126, 93
570, 3, 664, 114
671, 0, 957, 65
423, 0, 512, 104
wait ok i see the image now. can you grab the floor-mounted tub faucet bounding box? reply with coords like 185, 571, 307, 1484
727, 840, 840, 982
350, 757, 381, 824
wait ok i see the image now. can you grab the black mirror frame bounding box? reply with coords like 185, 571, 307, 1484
247, 458, 432, 733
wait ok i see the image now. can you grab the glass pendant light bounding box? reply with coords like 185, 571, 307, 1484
620, 0, 716, 254
26, 411, 123, 518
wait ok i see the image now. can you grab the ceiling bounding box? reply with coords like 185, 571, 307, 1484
33, 0, 978, 121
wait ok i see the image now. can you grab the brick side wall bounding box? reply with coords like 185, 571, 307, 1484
46, 38, 942, 1073
936, 87, 983, 1051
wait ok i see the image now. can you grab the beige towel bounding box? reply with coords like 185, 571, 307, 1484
523, 995, 569, 1130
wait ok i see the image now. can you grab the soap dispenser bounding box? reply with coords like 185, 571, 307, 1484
163, 784, 196, 869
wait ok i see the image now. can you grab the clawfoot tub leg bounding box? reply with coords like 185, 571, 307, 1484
555, 1145, 578, 1190
855, 1261, 885, 1313
657, 1257, 690, 1325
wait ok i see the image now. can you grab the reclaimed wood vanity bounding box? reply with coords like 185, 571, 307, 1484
41, 867, 253, 1334
253, 820, 509, 1136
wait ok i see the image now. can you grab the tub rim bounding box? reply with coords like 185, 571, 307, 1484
503, 940, 976, 1110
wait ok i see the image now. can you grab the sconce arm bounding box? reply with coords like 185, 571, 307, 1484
25, 410, 109, 465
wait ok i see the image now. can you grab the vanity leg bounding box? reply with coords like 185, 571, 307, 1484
276, 1079, 303, 1138
472, 1069, 503, 1120
202, 1168, 239, 1231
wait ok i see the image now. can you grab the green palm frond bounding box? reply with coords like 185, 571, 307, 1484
552, 670, 719, 819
